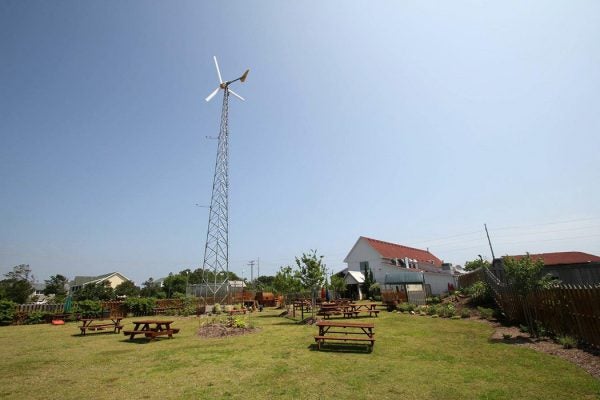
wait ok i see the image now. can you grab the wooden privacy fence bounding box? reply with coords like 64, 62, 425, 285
457, 268, 485, 289
16, 303, 65, 313
463, 267, 600, 348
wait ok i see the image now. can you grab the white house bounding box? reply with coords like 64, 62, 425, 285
344, 236, 456, 296
69, 272, 131, 293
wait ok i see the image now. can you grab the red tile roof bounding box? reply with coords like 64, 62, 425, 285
363, 237, 443, 267
507, 252, 600, 266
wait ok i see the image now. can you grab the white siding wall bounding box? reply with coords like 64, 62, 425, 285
345, 238, 397, 284
423, 273, 457, 296
345, 238, 381, 277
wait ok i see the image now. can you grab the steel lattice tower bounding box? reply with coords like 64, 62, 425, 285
201, 89, 230, 304
200, 57, 248, 305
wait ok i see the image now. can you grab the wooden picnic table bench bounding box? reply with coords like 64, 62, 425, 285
78, 318, 123, 336
123, 320, 180, 341
349, 303, 381, 317
314, 320, 375, 352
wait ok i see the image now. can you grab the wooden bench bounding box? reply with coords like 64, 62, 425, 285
314, 335, 375, 351
366, 309, 380, 317
123, 320, 179, 341
342, 311, 360, 318
78, 318, 123, 335
315, 320, 375, 352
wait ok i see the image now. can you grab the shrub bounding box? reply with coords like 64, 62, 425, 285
73, 300, 103, 318
213, 303, 222, 315
397, 302, 414, 313
25, 311, 50, 325
557, 335, 577, 349
465, 281, 492, 305
426, 296, 441, 305
502, 333, 512, 340
0, 300, 16, 325
460, 309, 471, 318
124, 298, 156, 316
426, 305, 438, 316
477, 306, 494, 320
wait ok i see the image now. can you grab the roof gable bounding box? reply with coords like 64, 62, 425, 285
70, 272, 130, 287
362, 237, 443, 267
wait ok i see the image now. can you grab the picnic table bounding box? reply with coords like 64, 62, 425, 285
78, 317, 123, 335
123, 320, 180, 341
314, 320, 375, 351
348, 302, 380, 317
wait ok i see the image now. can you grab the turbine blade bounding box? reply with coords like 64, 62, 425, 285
228, 88, 245, 101
240, 69, 250, 83
213, 56, 223, 84
205, 87, 220, 102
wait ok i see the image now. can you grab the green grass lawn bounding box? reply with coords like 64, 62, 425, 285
0, 309, 598, 400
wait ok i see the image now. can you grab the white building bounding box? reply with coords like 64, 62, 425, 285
344, 236, 456, 296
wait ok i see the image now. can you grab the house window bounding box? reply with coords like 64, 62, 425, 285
359, 261, 369, 274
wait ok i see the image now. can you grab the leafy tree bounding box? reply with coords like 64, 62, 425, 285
254, 275, 275, 291
44, 274, 69, 296
272, 266, 302, 295
140, 278, 164, 298
162, 273, 187, 298
114, 280, 140, 297
503, 254, 546, 295
0, 264, 35, 303
73, 282, 114, 301
464, 257, 490, 271
294, 250, 326, 290
330, 275, 346, 297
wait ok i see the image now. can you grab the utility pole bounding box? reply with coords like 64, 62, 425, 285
484, 223, 496, 260
257, 257, 260, 280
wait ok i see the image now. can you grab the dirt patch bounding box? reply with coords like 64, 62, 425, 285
489, 323, 600, 380
197, 322, 259, 339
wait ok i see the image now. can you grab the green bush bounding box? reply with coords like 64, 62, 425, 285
0, 300, 16, 325
465, 281, 492, 305
397, 302, 415, 313
460, 309, 471, 318
426, 305, 438, 316
73, 300, 103, 318
25, 311, 50, 325
437, 303, 456, 318
477, 306, 494, 320
557, 335, 577, 349
426, 296, 441, 305
124, 297, 156, 316
213, 303, 222, 315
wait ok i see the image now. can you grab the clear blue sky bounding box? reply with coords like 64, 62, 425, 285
2, 1, 599, 285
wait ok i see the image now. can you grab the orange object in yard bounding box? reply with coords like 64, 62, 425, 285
51, 320, 65, 325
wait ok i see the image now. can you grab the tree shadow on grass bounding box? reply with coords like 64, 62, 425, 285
308, 343, 373, 354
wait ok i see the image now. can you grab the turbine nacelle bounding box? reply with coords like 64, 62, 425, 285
205, 56, 249, 102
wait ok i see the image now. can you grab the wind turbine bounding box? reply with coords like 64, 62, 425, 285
205, 56, 249, 102
200, 56, 249, 305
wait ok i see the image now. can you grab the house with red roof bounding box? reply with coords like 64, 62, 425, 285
491, 251, 600, 285
344, 236, 456, 297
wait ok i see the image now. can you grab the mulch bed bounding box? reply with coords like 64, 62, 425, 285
489, 323, 600, 380
197, 322, 259, 339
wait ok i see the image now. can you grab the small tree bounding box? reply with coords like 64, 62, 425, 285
295, 250, 326, 290
44, 274, 69, 297
273, 266, 302, 297
0, 264, 35, 303
464, 257, 490, 271
362, 268, 375, 299
330, 275, 346, 298
114, 280, 140, 297
503, 254, 545, 295
140, 278, 163, 298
